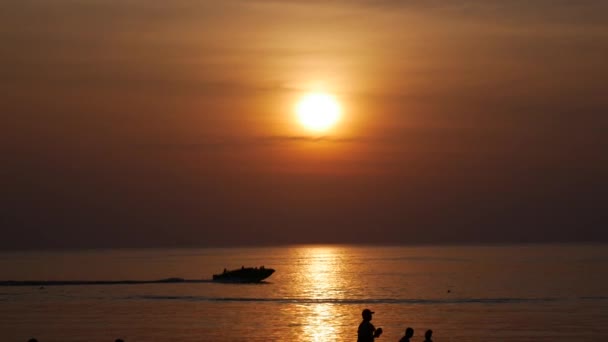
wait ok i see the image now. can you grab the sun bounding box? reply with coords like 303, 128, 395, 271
295, 93, 341, 132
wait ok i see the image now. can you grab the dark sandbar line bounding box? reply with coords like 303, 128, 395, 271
0, 278, 212, 286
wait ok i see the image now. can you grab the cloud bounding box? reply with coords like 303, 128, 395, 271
260, 135, 359, 143
136, 135, 362, 151
244, 0, 608, 26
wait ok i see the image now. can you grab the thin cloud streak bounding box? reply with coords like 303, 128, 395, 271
137, 135, 363, 151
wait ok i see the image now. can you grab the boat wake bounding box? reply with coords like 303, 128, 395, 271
0, 279, 213, 287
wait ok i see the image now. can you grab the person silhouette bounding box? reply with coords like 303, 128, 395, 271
28, 339, 38, 342
423, 329, 433, 342
399, 327, 414, 342
357, 308, 382, 342
115, 339, 124, 342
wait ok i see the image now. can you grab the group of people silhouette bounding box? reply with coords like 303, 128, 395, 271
358, 308, 433, 342
399, 328, 433, 342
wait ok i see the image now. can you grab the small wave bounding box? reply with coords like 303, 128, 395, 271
580, 296, 608, 300
364, 256, 471, 263
129, 295, 559, 305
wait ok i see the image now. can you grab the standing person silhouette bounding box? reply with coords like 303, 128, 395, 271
423, 329, 433, 342
399, 327, 414, 342
357, 308, 382, 342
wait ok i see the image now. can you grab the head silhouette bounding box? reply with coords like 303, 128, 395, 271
405, 327, 414, 338
362, 308, 374, 321
115, 339, 124, 342
28, 339, 38, 342
425, 329, 433, 340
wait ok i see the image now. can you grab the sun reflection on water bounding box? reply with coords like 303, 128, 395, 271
287, 246, 352, 341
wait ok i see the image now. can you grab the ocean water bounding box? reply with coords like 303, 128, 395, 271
1, 245, 607, 341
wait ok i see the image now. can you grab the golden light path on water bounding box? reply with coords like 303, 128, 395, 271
288, 247, 351, 341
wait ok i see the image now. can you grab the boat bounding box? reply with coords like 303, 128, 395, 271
212, 266, 275, 283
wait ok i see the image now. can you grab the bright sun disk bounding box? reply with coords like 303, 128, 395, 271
295, 93, 341, 132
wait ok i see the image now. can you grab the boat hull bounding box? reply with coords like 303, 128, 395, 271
212, 267, 275, 283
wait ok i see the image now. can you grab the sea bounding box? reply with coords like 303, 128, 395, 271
1, 245, 607, 341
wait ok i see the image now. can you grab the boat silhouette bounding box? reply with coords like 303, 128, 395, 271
212, 266, 275, 283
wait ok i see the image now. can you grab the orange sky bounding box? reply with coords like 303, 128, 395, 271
1, 0, 608, 248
